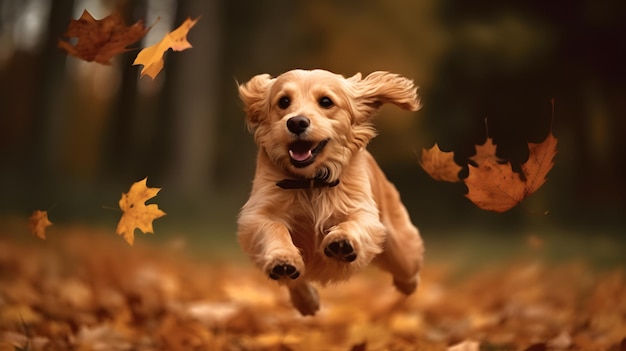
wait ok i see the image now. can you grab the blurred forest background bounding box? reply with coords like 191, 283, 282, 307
0, 0, 624, 253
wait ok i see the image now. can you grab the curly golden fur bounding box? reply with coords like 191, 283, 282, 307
237, 69, 424, 315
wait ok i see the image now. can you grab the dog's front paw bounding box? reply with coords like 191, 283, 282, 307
269, 263, 301, 280
324, 239, 357, 262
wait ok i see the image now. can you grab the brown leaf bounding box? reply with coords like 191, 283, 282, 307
469, 137, 502, 165
116, 177, 165, 246
1, 229, 625, 351
29, 210, 52, 240
521, 131, 557, 194
464, 132, 557, 212
465, 159, 526, 212
419, 143, 462, 182
58, 10, 150, 65
133, 17, 199, 79
448, 340, 480, 351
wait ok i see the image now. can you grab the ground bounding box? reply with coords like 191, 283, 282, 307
0, 222, 625, 351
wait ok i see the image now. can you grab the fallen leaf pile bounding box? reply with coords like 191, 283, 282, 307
1, 228, 624, 351
420, 127, 557, 213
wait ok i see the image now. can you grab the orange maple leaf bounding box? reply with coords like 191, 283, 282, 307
468, 137, 502, 165
29, 210, 52, 240
58, 10, 150, 65
116, 177, 166, 246
464, 131, 557, 212
522, 132, 558, 194
133, 17, 199, 79
419, 143, 462, 182
464, 158, 527, 212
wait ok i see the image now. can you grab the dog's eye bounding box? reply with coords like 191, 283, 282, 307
278, 96, 291, 109
318, 96, 334, 109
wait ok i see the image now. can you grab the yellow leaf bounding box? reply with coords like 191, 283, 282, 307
116, 177, 166, 246
419, 143, 462, 182
29, 210, 52, 240
133, 17, 199, 79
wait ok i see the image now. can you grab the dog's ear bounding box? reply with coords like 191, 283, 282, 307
351, 71, 420, 121
238, 74, 275, 131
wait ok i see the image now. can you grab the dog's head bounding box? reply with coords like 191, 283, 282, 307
239, 69, 420, 182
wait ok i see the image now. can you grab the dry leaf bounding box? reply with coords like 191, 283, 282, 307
29, 210, 52, 240
1, 230, 625, 350
464, 158, 527, 212
521, 132, 558, 194
448, 340, 480, 351
421, 130, 557, 212
419, 143, 462, 182
116, 177, 165, 246
464, 131, 557, 212
469, 137, 502, 165
58, 10, 150, 65
133, 17, 199, 79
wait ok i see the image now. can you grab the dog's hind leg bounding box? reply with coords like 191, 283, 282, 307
368, 157, 424, 294
375, 224, 424, 295
376, 226, 423, 295
288, 281, 320, 316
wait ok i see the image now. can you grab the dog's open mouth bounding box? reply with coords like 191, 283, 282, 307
288, 139, 329, 168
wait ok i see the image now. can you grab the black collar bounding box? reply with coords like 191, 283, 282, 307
276, 178, 340, 190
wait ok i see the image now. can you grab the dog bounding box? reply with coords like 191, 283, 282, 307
237, 69, 424, 315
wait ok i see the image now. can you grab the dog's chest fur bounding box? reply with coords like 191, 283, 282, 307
286, 191, 345, 248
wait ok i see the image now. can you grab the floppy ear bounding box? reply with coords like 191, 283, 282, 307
238, 73, 275, 131
351, 71, 420, 121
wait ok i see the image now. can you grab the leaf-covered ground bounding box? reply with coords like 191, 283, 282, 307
1, 224, 625, 351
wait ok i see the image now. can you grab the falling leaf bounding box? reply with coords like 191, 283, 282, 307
419, 143, 462, 182
464, 158, 527, 212
469, 137, 502, 165
29, 210, 52, 240
58, 10, 150, 65
521, 132, 558, 195
421, 131, 557, 212
464, 131, 557, 212
133, 17, 199, 79
116, 177, 165, 246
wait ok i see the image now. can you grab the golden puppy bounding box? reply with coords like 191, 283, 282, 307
237, 69, 424, 315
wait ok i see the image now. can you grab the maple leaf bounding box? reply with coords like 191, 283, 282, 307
469, 137, 502, 165
464, 131, 557, 212
116, 177, 166, 246
29, 210, 52, 240
58, 10, 150, 65
464, 158, 527, 212
521, 131, 558, 194
419, 143, 462, 182
133, 17, 199, 79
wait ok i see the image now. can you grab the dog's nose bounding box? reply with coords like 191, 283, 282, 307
287, 116, 310, 135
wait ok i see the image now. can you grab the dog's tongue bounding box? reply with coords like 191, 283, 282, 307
289, 149, 312, 162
